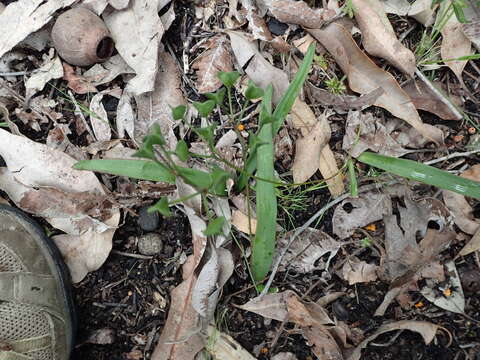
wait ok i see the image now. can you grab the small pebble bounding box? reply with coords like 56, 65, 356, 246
138, 233, 164, 256
137, 206, 160, 231
86, 328, 116, 345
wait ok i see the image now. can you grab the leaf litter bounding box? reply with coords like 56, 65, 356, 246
1, 0, 479, 358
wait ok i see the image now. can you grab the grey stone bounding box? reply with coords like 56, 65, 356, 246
137, 206, 160, 231
138, 233, 164, 256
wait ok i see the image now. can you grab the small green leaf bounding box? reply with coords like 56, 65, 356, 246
358, 152, 480, 199
245, 81, 264, 100
133, 147, 155, 160
193, 100, 216, 118
218, 71, 240, 87
175, 140, 190, 162
204, 216, 226, 236
149, 197, 171, 217
73, 159, 175, 183
171, 105, 187, 120
210, 167, 231, 196
176, 166, 213, 190
194, 125, 216, 147
0, 122, 8, 128
206, 88, 226, 105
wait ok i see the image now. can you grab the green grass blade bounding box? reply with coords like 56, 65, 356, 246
272, 43, 315, 135
358, 152, 480, 199
74, 159, 175, 184
347, 159, 358, 197
252, 86, 277, 283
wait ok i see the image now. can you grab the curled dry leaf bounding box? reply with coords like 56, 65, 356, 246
402, 79, 463, 120
307, 85, 383, 112
348, 320, 440, 360
456, 228, 480, 258
277, 227, 341, 273
63, 63, 98, 94
333, 191, 392, 239
103, 0, 164, 96
0, 129, 120, 282
0, 0, 76, 58
308, 23, 444, 145
89, 91, 113, 142
303, 326, 343, 360
443, 164, 480, 235
343, 111, 411, 158
263, 0, 333, 28
352, 0, 416, 77
83, 55, 134, 86
440, 1, 472, 85
25, 52, 63, 99
342, 257, 378, 285
193, 35, 233, 93
421, 260, 465, 314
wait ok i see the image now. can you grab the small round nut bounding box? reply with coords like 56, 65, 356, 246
51, 7, 114, 66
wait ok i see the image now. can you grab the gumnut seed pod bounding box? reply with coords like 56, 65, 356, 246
51, 7, 114, 67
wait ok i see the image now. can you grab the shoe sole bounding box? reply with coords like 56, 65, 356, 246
0, 204, 76, 359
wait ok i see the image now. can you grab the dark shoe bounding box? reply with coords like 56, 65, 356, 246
0, 205, 75, 360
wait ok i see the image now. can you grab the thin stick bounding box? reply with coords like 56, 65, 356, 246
424, 149, 480, 165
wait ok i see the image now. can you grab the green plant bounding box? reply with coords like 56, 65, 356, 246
358, 152, 480, 199
0, 122, 8, 128
343, 0, 355, 18
74, 44, 316, 287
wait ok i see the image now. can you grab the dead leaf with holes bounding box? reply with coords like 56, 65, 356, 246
277, 228, 341, 273
440, 1, 472, 86
349, 320, 441, 360
193, 35, 233, 93
443, 165, 480, 235
352, 0, 416, 77
308, 23, 444, 145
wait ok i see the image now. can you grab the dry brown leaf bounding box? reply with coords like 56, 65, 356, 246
231, 209, 257, 234
409, 0, 437, 26
348, 320, 440, 360
342, 258, 378, 285
308, 23, 444, 145
103, 0, 164, 96
242, 0, 273, 41
193, 35, 233, 93
440, 1, 472, 85
402, 79, 463, 120
277, 228, 341, 273
25, 53, 63, 99
292, 113, 331, 183
308, 85, 383, 112
206, 326, 256, 359
457, 227, 480, 258
0, 0, 76, 58
62, 63, 97, 94
303, 326, 343, 360
443, 164, 480, 235
89, 91, 113, 142
352, 0, 416, 76
264, 0, 333, 28
462, 21, 480, 51
0, 129, 120, 282
333, 191, 392, 239
135, 51, 186, 144
83, 55, 135, 86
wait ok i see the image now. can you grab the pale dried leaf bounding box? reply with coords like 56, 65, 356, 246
381, 0, 410, 15
135, 51, 185, 144
457, 227, 480, 258
348, 320, 440, 360
309, 23, 444, 145
333, 191, 392, 239
79, 0, 108, 14
308, 85, 383, 112
83, 55, 135, 86
103, 0, 164, 96
160, 2, 176, 31
0, 0, 76, 58
0, 129, 120, 282
402, 79, 463, 120
109, 0, 130, 9
193, 35, 233, 93
342, 258, 378, 285
231, 209, 257, 234
278, 228, 341, 273
63, 63, 97, 94
352, 0, 416, 76
264, 0, 332, 28
25, 53, 63, 98
206, 326, 256, 360
319, 146, 344, 197
421, 261, 465, 314
272, 353, 298, 360
292, 114, 331, 183
409, 0, 436, 26
89, 92, 112, 141
243, 1, 273, 41
192, 247, 220, 317
443, 165, 480, 235
303, 326, 343, 360
462, 21, 480, 51
440, 1, 472, 85
116, 90, 135, 139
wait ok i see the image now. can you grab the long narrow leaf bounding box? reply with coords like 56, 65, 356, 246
358, 152, 480, 199
252, 85, 277, 282
74, 159, 175, 184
